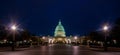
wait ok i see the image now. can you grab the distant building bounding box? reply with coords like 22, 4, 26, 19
54, 20, 66, 37
49, 20, 68, 44
40, 20, 88, 44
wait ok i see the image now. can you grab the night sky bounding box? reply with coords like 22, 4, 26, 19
0, 0, 120, 36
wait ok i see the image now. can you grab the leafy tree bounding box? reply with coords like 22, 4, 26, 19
110, 18, 120, 46
20, 30, 32, 40
0, 25, 7, 40
88, 31, 104, 41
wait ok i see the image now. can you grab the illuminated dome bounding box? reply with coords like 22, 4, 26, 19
54, 20, 66, 37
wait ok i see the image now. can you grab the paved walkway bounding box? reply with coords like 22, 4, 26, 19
89, 47, 120, 52
0, 44, 119, 55
0, 47, 32, 52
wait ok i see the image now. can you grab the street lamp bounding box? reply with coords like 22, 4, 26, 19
11, 25, 17, 30
11, 25, 17, 51
103, 25, 108, 31
42, 36, 45, 39
74, 36, 78, 45
4, 39, 7, 43
103, 25, 109, 51
74, 36, 77, 40
42, 36, 45, 45
29, 39, 33, 47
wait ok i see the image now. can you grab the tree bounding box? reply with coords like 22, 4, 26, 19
20, 30, 32, 40
88, 31, 104, 41
110, 18, 120, 47
0, 25, 7, 40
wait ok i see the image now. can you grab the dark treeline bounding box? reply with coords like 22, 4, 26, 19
0, 24, 39, 47
0, 25, 35, 41
87, 18, 120, 47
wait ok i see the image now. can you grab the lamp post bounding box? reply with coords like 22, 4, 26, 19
11, 25, 17, 51
42, 36, 45, 45
37, 37, 40, 46
74, 36, 77, 45
29, 39, 33, 47
103, 25, 109, 51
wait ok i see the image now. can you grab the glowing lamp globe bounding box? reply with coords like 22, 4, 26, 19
11, 25, 17, 30
103, 25, 108, 31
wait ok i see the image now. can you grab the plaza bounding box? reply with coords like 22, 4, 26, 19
0, 0, 120, 55
0, 44, 120, 55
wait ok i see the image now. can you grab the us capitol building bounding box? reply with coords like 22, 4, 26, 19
40, 20, 87, 44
